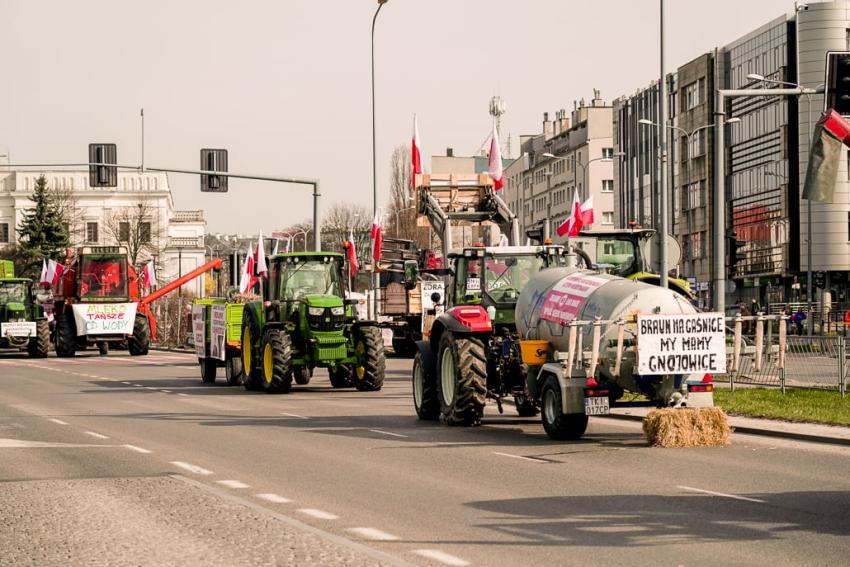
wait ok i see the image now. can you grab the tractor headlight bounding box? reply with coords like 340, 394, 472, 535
330, 306, 345, 316
308, 307, 324, 316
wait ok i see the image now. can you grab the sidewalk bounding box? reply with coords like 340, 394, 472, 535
606, 407, 850, 446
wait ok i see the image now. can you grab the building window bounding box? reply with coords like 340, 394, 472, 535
140, 222, 151, 243
602, 211, 614, 225
602, 147, 614, 159
0, 222, 8, 243
119, 222, 130, 242
684, 81, 701, 110
602, 180, 614, 192
86, 222, 98, 243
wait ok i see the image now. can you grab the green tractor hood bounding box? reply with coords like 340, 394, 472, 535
304, 295, 344, 309
4, 302, 25, 315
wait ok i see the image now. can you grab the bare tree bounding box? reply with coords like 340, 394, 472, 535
102, 199, 166, 266
387, 145, 427, 248
49, 185, 86, 245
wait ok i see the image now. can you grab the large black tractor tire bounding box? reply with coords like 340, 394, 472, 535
240, 311, 264, 391
353, 326, 385, 392
98, 341, 109, 356
392, 337, 416, 358
28, 320, 50, 358
128, 315, 150, 356
540, 376, 588, 441
514, 393, 539, 417
200, 357, 217, 383
261, 328, 293, 394
55, 311, 77, 358
328, 365, 354, 388
225, 354, 244, 386
436, 332, 487, 426
413, 349, 439, 420
293, 366, 312, 385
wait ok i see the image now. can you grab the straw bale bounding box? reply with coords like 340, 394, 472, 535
643, 407, 732, 448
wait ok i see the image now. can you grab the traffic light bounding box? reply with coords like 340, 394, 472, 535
88, 143, 117, 187
200, 149, 228, 192
726, 228, 746, 277
825, 51, 850, 115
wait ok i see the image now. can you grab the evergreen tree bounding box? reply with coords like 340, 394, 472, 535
16, 175, 69, 276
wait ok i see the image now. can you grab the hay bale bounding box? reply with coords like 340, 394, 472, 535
643, 407, 732, 448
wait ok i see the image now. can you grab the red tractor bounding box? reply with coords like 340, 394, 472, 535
52, 245, 221, 357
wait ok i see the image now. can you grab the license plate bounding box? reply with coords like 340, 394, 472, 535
584, 395, 610, 416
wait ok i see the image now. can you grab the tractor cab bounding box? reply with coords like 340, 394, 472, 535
0, 279, 32, 321
75, 246, 130, 302
273, 252, 347, 326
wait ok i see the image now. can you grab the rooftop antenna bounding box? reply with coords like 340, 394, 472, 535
478, 96, 508, 157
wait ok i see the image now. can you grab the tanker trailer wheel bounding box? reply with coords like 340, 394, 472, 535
436, 332, 486, 426
353, 327, 385, 392
199, 357, 217, 383
225, 354, 243, 386
293, 366, 312, 385
240, 313, 263, 391
261, 329, 293, 394
27, 320, 50, 358
128, 315, 150, 356
328, 365, 354, 388
55, 311, 77, 358
413, 349, 439, 420
541, 376, 588, 441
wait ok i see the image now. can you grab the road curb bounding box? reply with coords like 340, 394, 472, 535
600, 412, 850, 447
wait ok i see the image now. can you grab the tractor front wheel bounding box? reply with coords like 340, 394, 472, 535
293, 366, 312, 385
55, 311, 76, 358
128, 315, 150, 356
540, 376, 588, 441
436, 332, 486, 426
413, 349, 439, 420
98, 342, 109, 356
353, 327, 385, 392
328, 365, 353, 388
28, 320, 50, 358
261, 329, 293, 394
200, 357, 217, 383
514, 393, 539, 417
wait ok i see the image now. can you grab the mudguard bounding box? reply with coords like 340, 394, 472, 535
414, 340, 437, 377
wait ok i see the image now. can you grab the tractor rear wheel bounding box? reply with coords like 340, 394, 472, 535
540, 376, 588, 440
436, 332, 486, 426
261, 329, 293, 394
413, 349, 439, 420
55, 311, 76, 358
240, 313, 263, 391
200, 357, 217, 383
353, 326, 385, 391
28, 320, 50, 358
293, 366, 312, 385
225, 354, 243, 386
128, 315, 150, 356
328, 365, 353, 388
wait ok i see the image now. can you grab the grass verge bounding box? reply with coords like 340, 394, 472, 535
713, 388, 850, 427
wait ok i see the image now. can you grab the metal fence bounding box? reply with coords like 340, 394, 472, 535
721, 315, 848, 395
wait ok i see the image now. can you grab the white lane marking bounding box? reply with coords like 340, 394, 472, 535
217, 479, 250, 489
134, 384, 144, 387
492, 451, 547, 463
177, 393, 189, 397
0, 438, 120, 449
121, 382, 132, 385
47, 418, 68, 425
255, 493, 292, 504
297, 508, 338, 520
280, 412, 309, 420
412, 550, 470, 566
160, 390, 172, 393
346, 527, 399, 541
678, 485, 766, 504
369, 429, 409, 438
170, 461, 213, 475
84, 431, 109, 439
144, 387, 158, 391
124, 444, 152, 454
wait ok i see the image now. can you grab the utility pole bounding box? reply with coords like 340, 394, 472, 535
658, 0, 669, 289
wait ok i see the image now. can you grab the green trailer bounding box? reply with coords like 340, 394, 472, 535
192, 296, 245, 385
0, 260, 50, 357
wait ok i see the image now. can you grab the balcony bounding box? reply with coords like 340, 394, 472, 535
166, 236, 204, 249
172, 210, 204, 222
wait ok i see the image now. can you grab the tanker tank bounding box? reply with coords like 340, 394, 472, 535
515, 267, 699, 399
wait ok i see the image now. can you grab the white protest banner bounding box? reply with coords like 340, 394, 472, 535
192, 305, 206, 358
71, 303, 137, 335
210, 304, 227, 361
539, 272, 608, 325
1, 322, 36, 338
637, 312, 726, 375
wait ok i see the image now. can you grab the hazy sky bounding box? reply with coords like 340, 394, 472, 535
0, 0, 791, 233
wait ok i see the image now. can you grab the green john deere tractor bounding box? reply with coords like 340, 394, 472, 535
0, 260, 50, 358
240, 252, 385, 394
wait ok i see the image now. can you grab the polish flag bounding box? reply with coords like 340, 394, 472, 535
40, 259, 65, 286
239, 248, 257, 294
347, 229, 359, 278
579, 196, 595, 227
556, 191, 584, 237
412, 114, 423, 193
254, 231, 268, 278
371, 210, 383, 264
39, 259, 49, 285
141, 260, 157, 289
488, 123, 504, 193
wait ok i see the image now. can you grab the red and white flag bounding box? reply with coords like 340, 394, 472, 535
40, 259, 65, 286
141, 260, 157, 289
556, 191, 584, 238
488, 123, 504, 193
239, 248, 257, 294
579, 196, 594, 228
39, 260, 48, 285
412, 114, 423, 193
347, 229, 359, 278
254, 231, 268, 278
371, 210, 383, 264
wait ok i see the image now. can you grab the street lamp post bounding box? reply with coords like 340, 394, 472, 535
370, 0, 389, 320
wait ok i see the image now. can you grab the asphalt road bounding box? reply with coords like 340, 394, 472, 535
1, 349, 849, 566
